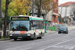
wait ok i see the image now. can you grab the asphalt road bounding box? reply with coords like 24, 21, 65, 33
0, 29, 75, 50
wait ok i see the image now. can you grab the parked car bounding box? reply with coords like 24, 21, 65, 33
58, 26, 68, 34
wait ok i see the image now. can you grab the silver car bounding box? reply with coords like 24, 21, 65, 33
58, 26, 68, 34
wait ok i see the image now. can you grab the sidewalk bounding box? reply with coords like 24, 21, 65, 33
0, 38, 10, 41
46, 30, 57, 34
66, 25, 75, 31
46, 25, 75, 34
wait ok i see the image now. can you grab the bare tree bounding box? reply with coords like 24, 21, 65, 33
34, 0, 42, 17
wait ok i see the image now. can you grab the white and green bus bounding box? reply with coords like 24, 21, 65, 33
9, 15, 45, 41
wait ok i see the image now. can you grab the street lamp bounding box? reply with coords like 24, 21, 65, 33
65, 7, 67, 24
32, 0, 34, 16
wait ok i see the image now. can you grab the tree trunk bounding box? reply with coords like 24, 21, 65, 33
0, 0, 1, 30
37, 6, 40, 17
3, 0, 9, 38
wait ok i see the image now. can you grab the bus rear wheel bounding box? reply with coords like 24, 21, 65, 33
37, 33, 42, 39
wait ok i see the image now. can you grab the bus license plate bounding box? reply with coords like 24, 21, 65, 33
18, 37, 22, 38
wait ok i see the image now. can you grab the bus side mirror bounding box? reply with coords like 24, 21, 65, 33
11, 22, 13, 24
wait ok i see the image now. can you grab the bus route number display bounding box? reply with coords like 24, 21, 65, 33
11, 17, 29, 20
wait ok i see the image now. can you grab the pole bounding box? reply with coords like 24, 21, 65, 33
61, 7, 62, 17
40, 0, 42, 16
65, 7, 67, 23
32, 0, 34, 16
0, 0, 1, 30
60, 7, 62, 23
3, 0, 9, 38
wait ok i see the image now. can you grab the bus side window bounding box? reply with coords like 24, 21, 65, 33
31, 21, 38, 30
31, 21, 34, 30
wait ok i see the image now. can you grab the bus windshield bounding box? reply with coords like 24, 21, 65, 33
10, 21, 29, 31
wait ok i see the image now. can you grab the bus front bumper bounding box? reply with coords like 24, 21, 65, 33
10, 34, 33, 39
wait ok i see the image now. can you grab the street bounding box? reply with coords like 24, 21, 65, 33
0, 29, 75, 50
0, 0, 75, 50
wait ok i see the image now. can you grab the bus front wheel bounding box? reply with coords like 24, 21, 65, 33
32, 33, 36, 40
14, 38, 17, 41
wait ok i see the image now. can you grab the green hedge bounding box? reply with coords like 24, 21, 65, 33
44, 26, 57, 31
0, 36, 9, 39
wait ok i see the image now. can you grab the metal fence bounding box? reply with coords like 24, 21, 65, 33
45, 26, 59, 31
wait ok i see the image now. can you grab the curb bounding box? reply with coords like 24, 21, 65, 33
0, 38, 10, 41
48, 31, 57, 34
45, 31, 57, 34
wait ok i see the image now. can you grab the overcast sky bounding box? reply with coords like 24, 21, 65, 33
59, 0, 75, 5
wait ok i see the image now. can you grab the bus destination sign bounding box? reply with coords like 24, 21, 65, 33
11, 17, 29, 20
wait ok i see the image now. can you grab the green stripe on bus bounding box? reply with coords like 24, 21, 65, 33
29, 18, 43, 21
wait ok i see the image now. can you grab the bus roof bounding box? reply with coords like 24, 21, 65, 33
10, 16, 44, 21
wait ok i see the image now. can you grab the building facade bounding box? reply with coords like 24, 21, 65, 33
59, 2, 75, 24
52, 0, 59, 25
45, 0, 59, 26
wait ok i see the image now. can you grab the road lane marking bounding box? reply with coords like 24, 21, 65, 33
4, 37, 64, 50
46, 45, 75, 50
5, 39, 54, 50
41, 38, 75, 50
4, 34, 72, 50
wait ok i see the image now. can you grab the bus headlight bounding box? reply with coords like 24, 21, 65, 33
10, 34, 12, 36
27, 34, 31, 36
10, 31, 13, 34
